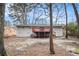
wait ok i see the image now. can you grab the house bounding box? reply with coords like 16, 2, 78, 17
16, 24, 64, 38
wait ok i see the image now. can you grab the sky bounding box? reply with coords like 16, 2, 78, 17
4, 3, 78, 25
5, 4, 13, 24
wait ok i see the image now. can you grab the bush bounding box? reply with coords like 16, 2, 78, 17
67, 22, 78, 36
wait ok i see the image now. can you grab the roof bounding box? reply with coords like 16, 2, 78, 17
16, 24, 64, 28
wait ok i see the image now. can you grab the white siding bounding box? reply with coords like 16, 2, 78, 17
16, 27, 63, 37
16, 27, 32, 37
53, 28, 63, 37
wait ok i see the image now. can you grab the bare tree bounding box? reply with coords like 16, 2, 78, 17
31, 3, 49, 25
64, 3, 68, 38
0, 3, 7, 56
49, 3, 55, 54
52, 3, 65, 24
8, 3, 37, 25
72, 3, 79, 37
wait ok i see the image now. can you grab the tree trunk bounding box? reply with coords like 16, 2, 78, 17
72, 3, 79, 38
0, 3, 7, 56
64, 3, 68, 39
49, 3, 55, 54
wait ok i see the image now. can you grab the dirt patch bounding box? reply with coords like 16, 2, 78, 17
4, 37, 71, 56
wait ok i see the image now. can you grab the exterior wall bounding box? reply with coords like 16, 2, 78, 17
16, 27, 32, 37
16, 27, 63, 37
53, 28, 63, 37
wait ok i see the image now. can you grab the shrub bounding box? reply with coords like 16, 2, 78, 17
67, 22, 78, 36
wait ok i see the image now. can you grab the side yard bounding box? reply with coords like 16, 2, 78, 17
4, 37, 79, 56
